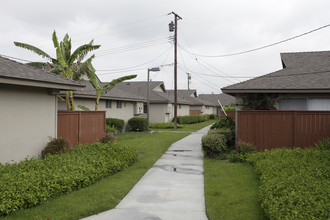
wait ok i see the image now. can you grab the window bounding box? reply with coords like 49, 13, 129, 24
179, 104, 182, 109
106, 100, 112, 108
279, 98, 307, 110
117, 100, 122, 108
143, 103, 148, 113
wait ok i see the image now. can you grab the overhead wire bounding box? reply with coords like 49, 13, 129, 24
96, 45, 173, 75
182, 23, 330, 58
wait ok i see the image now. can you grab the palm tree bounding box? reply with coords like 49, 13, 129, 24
85, 61, 136, 110
14, 31, 100, 110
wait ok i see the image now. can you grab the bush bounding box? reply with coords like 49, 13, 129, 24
202, 134, 227, 159
228, 141, 256, 163
207, 128, 234, 149
0, 142, 138, 216
99, 133, 117, 143
211, 116, 235, 131
106, 118, 125, 133
127, 117, 147, 132
209, 114, 218, 119
245, 147, 330, 219
177, 114, 209, 124
41, 137, 70, 158
106, 125, 117, 133
149, 122, 183, 129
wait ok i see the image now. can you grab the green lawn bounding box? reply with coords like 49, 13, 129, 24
2, 132, 189, 220
204, 159, 267, 220
150, 119, 217, 132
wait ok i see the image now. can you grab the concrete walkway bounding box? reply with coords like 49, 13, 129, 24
82, 126, 210, 220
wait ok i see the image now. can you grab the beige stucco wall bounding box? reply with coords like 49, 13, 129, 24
177, 104, 190, 116
59, 97, 142, 122
149, 103, 168, 123
0, 84, 57, 163
203, 106, 217, 115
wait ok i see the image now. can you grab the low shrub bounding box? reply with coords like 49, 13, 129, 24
202, 134, 227, 159
41, 137, 70, 158
177, 114, 209, 124
228, 141, 256, 163
209, 114, 218, 119
106, 118, 125, 133
245, 147, 330, 219
106, 125, 117, 133
149, 122, 183, 129
207, 128, 234, 149
0, 142, 138, 216
314, 137, 330, 150
127, 117, 147, 132
99, 133, 117, 143
211, 116, 235, 131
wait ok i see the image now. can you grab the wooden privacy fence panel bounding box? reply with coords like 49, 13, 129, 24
190, 110, 201, 115
220, 110, 236, 120
58, 111, 106, 146
237, 111, 330, 151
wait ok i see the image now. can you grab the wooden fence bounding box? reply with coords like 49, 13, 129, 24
220, 110, 236, 120
190, 110, 201, 115
237, 110, 330, 151
57, 111, 106, 146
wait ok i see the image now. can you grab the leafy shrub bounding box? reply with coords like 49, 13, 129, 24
228, 141, 256, 163
207, 128, 234, 150
177, 114, 209, 124
245, 148, 330, 219
41, 137, 69, 158
149, 122, 183, 129
209, 114, 218, 119
314, 137, 330, 150
211, 116, 235, 131
223, 104, 236, 111
127, 117, 147, 132
106, 124, 117, 133
202, 134, 227, 159
99, 133, 117, 143
0, 142, 138, 216
106, 118, 125, 133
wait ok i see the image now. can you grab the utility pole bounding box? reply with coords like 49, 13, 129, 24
168, 11, 182, 130
186, 72, 191, 90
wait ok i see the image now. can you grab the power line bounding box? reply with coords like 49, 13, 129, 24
182, 23, 330, 58
0, 54, 45, 63
96, 45, 173, 74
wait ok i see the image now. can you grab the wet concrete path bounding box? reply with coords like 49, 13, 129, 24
82, 126, 210, 220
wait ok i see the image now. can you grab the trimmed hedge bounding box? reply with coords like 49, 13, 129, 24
106, 118, 125, 133
202, 134, 227, 159
245, 147, 330, 220
0, 142, 138, 216
149, 122, 183, 129
209, 114, 218, 119
127, 117, 147, 132
177, 114, 208, 124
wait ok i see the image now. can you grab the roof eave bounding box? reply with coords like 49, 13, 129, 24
0, 77, 84, 91
221, 89, 330, 95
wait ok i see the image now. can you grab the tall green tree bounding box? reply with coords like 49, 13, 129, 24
85, 61, 136, 110
14, 31, 100, 110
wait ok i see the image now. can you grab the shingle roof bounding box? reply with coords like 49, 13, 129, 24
167, 89, 215, 106
114, 81, 190, 104
66, 81, 145, 101
0, 56, 84, 90
198, 93, 235, 106
222, 51, 330, 93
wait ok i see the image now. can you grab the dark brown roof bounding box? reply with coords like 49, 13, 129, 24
198, 93, 235, 106
222, 51, 330, 94
0, 56, 84, 90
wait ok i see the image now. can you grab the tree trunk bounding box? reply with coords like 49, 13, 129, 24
69, 91, 75, 111
95, 90, 102, 110
65, 91, 71, 110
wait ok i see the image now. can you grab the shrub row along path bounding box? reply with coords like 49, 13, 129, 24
83, 126, 211, 220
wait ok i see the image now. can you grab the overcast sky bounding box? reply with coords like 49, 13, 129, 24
1, 0, 330, 94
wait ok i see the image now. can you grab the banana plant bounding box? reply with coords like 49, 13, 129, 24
14, 31, 100, 110
85, 60, 137, 110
